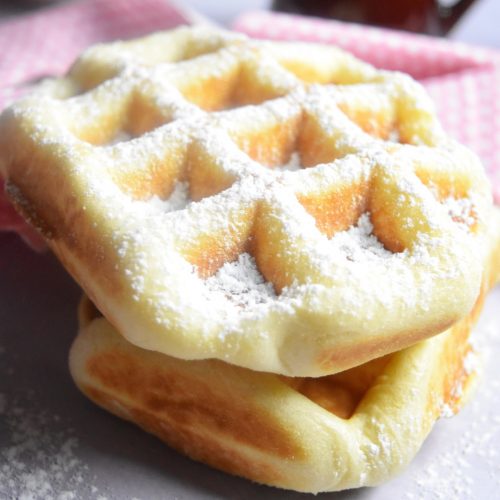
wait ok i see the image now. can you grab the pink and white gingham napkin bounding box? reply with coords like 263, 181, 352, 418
0, 0, 191, 110
233, 11, 500, 204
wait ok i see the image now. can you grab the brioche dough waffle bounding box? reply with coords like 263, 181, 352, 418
69, 211, 500, 493
0, 27, 493, 376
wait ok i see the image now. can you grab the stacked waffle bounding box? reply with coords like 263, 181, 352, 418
1, 27, 498, 493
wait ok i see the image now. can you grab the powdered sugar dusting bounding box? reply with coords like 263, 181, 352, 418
443, 196, 475, 229
0, 393, 104, 500
387, 129, 400, 143
276, 151, 302, 171
329, 213, 392, 261
409, 382, 500, 499
205, 253, 276, 308
147, 181, 190, 212
404, 293, 500, 500
439, 402, 456, 419
107, 130, 132, 145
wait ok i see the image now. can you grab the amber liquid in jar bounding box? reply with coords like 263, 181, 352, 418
272, 0, 476, 36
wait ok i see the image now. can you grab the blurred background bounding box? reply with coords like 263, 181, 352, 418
0, 0, 498, 46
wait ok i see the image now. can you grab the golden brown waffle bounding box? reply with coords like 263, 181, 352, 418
0, 27, 493, 376
69, 208, 500, 493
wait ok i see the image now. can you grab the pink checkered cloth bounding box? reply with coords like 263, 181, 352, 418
233, 11, 500, 204
0, 0, 190, 110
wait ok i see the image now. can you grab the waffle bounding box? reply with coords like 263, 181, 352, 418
0, 27, 493, 376
69, 210, 500, 493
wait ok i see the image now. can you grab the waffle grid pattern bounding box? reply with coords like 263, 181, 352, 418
0, 27, 492, 376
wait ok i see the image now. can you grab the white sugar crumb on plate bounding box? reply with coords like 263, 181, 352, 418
205, 252, 276, 308
0, 394, 103, 500
439, 402, 455, 419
